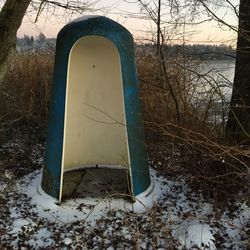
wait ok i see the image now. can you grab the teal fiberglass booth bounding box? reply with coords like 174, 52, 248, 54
41, 16, 151, 202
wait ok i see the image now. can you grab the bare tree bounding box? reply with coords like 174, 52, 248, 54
187, 0, 250, 144
0, 0, 98, 84
0, 0, 31, 84
225, 0, 250, 144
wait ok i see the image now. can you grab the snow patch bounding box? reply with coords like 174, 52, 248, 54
175, 221, 216, 249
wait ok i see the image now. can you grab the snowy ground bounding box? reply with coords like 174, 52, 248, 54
0, 168, 249, 249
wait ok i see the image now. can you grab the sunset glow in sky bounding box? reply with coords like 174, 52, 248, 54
17, 0, 239, 45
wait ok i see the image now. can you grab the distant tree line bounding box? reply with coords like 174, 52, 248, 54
136, 43, 236, 60
17, 34, 235, 60
16, 33, 56, 53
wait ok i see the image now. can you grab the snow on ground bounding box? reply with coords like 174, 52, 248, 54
0, 168, 249, 249
17, 169, 165, 223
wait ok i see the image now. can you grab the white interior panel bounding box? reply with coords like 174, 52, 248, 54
62, 35, 129, 170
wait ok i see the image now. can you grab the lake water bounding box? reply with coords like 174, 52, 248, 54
194, 60, 236, 123
198, 59, 235, 101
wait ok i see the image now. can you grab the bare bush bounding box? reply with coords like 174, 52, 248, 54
136, 45, 249, 208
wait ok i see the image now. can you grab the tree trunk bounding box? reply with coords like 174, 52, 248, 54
226, 0, 250, 144
0, 0, 31, 84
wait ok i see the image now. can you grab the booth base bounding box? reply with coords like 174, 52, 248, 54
36, 168, 158, 217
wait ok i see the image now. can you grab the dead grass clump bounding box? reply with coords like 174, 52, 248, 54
0, 52, 53, 124
0, 53, 52, 176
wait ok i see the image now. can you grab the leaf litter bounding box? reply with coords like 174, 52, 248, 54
0, 166, 249, 249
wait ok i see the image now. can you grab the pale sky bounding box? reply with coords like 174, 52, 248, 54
17, 0, 239, 45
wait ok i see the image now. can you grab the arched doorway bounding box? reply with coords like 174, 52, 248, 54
61, 36, 131, 200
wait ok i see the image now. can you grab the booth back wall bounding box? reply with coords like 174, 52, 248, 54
64, 35, 129, 170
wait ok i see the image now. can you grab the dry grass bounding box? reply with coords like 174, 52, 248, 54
0, 52, 53, 125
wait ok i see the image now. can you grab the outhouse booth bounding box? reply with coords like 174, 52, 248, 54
41, 16, 151, 202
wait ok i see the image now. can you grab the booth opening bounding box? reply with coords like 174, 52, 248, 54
60, 35, 132, 200
62, 167, 131, 199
